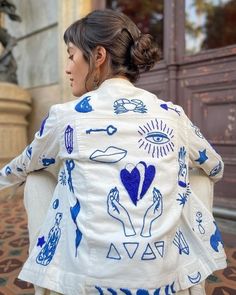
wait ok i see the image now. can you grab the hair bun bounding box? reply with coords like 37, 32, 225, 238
130, 34, 161, 72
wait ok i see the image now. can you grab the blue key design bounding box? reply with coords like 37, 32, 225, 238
86, 125, 117, 136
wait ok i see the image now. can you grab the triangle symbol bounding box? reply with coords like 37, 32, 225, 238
154, 241, 164, 258
106, 243, 121, 260
141, 243, 156, 260
123, 242, 139, 259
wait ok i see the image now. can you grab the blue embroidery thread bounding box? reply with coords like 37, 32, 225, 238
107, 243, 121, 260
36, 212, 62, 266
176, 186, 191, 207
141, 188, 163, 237
154, 241, 165, 257
95, 286, 104, 295
5, 166, 11, 175
136, 290, 149, 295
209, 161, 222, 177
196, 212, 205, 234
195, 149, 208, 165
42, 157, 55, 167
120, 161, 156, 206
90, 146, 127, 163
123, 242, 139, 259
75, 96, 93, 113
141, 243, 156, 260
188, 272, 202, 284
113, 98, 147, 114
210, 221, 224, 252
107, 187, 136, 236
39, 114, 49, 136
190, 123, 204, 139
59, 170, 67, 185
53, 199, 59, 209
138, 119, 174, 158
153, 289, 160, 295
64, 125, 74, 154
107, 288, 118, 295
66, 159, 75, 193
165, 282, 176, 295
160, 103, 181, 116
26, 145, 32, 159
173, 230, 190, 255
70, 199, 82, 257
120, 288, 132, 295
178, 147, 187, 188
37, 236, 46, 247
86, 125, 117, 136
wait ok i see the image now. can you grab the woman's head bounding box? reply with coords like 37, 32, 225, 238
64, 9, 160, 96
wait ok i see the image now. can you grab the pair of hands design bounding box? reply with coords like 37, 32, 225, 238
107, 187, 163, 237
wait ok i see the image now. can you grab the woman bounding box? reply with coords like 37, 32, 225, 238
0, 9, 226, 295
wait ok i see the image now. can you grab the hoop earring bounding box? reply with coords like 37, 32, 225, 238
93, 79, 99, 89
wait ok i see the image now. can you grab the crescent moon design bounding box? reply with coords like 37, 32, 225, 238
188, 271, 202, 284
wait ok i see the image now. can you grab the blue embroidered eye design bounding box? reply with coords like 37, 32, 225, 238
145, 132, 170, 144
138, 119, 174, 158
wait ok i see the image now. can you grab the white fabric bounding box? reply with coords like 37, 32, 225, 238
0, 78, 226, 294
24, 169, 208, 295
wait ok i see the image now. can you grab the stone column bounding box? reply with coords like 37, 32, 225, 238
58, 0, 93, 102
0, 82, 31, 168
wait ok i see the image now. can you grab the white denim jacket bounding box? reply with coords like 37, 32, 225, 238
0, 78, 226, 295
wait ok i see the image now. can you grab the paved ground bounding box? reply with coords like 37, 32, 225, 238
0, 197, 235, 295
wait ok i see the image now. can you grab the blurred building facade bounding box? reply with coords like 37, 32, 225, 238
3, 0, 236, 217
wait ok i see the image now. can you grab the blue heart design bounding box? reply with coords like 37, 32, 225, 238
139, 162, 156, 198
120, 162, 156, 206
120, 167, 140, 206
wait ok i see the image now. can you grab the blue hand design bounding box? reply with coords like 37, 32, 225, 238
178, 147, 187, 188
141, 188, 163, 237
107, 187, 136, 236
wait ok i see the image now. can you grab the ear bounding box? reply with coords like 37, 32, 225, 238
94, 46, 107, 68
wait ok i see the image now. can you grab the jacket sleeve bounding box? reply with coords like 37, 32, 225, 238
184, 112, 224, 183
0, 104, 60, 190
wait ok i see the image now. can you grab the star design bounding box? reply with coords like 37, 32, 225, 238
37, 236, 46, 247
195, 149, 208, 165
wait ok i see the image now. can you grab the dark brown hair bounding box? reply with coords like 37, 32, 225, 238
64, 9, 161, 83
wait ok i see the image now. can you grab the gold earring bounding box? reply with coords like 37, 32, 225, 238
93, 72, 100, 90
